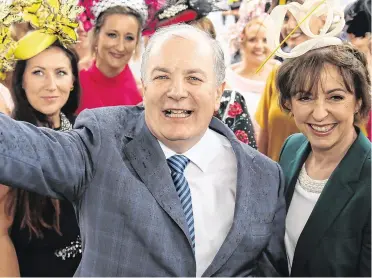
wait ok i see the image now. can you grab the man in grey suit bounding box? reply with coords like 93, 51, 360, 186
0, 24, 288, 276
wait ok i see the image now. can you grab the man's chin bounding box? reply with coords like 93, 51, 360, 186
163, 135, 191, 142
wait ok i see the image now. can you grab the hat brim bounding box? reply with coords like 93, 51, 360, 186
157, 10, 198, 28
143, 9, 198, 36
14, 30, 57, 60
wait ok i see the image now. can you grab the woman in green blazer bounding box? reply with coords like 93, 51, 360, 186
277, 43, 371, 277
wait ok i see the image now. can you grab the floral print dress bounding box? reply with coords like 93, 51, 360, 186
215, 90, 257, 149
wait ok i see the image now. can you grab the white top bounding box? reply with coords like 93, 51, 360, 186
285, 165, 328, 273
159, 128, 237, 277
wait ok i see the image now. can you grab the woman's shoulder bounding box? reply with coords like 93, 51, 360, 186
279, 133, 308, 162
266, 60, 281, 77
354, 133, 371, 182
283, 133, 308, 151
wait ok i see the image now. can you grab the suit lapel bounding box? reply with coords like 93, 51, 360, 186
122, 114, 192, 245
203, 118, 257, 277
291, 130, 370, 274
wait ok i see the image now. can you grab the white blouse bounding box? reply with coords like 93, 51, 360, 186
284, 164, 328, 273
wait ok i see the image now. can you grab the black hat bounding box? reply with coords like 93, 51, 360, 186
345, 0, 371, 37
143, 0, 226, 36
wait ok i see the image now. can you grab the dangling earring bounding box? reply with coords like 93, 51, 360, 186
70, 86, 74, 92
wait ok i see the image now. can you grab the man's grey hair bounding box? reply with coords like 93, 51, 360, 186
141, 24, 226, 85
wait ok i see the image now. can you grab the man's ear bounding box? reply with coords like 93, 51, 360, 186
214, 81, 226, 112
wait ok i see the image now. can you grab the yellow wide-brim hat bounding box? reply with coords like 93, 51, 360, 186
14, 29, 57, 60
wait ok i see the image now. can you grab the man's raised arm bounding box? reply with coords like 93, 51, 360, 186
0, 109, 101, 202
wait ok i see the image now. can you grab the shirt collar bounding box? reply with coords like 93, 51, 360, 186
158, 128, 231, 173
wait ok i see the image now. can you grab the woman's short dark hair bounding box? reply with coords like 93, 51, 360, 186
276, 43, 371, 123
12, 41, 80, 126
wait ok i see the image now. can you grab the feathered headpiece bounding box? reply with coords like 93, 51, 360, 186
256, 0, 345, 72
143, 0, 226, 36
14, 0, 84, 60
78, 0, 150, 32
0, 0, 28, 80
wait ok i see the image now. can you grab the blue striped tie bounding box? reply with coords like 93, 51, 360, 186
167, 155, 195, 251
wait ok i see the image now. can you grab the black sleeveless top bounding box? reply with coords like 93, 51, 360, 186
10, 200, 81, 277
9, 115, 81, 276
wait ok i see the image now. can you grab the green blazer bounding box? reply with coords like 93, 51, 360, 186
279, 130, 371, 277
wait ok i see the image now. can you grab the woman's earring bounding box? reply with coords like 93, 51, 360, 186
70, 86, 74, 92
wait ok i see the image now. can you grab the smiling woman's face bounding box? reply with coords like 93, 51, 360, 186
241, 21, 270, 66
94, 13, 139, 76
288, 64, 361, 152
22, 46, 74, 118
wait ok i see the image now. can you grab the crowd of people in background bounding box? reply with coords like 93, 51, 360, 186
0, 0, 370, 276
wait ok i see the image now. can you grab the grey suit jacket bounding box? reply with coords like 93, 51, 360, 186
0, 106, 288, 277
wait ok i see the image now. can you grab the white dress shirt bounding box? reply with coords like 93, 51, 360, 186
159, 128, 237, 276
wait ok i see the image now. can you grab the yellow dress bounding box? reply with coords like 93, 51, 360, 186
255, 66, 299, 162
255, 66, 367, 162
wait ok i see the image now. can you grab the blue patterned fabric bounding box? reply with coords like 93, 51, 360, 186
167, 155, 195, 250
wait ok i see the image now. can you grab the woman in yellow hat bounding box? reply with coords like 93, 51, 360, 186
0, 0, 82, 276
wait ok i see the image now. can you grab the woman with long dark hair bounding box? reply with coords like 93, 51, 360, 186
5, 43, 82, 277
0, 0, 82, 276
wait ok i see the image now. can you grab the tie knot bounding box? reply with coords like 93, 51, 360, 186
167, 155, 190, 173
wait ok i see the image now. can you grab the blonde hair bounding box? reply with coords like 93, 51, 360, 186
189, 17, 217, 40
241, 17, 267, 39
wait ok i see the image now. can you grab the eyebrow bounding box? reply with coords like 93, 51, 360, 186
151, 67, 171, 75
106, 29, 135, 35
325, 88, 348, 94
151, 67, 207, 78
184, 69, 207, 78
30, 66, 69, 70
